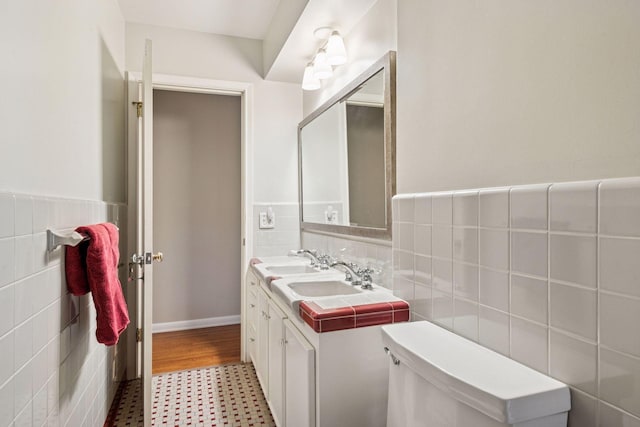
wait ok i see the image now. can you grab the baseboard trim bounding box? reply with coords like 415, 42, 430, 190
152, 315, 241, 333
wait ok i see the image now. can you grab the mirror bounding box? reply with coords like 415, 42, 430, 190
299, 51, 396, 240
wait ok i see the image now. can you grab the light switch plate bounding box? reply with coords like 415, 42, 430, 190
259, 212, 275, 229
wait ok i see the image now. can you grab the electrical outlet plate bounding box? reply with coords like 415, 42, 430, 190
259, 212, 275, 229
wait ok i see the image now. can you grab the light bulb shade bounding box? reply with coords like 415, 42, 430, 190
325, 31, 347, 66
313, 50, 333, 80
302, 64, 320, 90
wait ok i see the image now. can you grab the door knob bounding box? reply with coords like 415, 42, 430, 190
152, 252, 164, 262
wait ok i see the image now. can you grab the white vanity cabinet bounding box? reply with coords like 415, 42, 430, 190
256, 287, 270, 396
246, 271, 259, 366
284, 319, 315, 427
245, 265, 390, 427
268, 299, 287, 426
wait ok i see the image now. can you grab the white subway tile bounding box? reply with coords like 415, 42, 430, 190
396, 222, 414, 252
479, 188, 509, 229
452, 227, 478, 264
432, 289, 453, 330
600, 348, 640, 418
432, 194, 452, 225
413, 282, 432, 320
47, 372, 59, 417
600, 237, 640, 298
33, 232, 48, 273
32, 309, 49, 355
453, 262, 478, 301
32, 198, 50, 234
414, 225, 431, 256
479, 229, 509, 271
511, 274, 548, 325
14, 362, 32, 416
511, 316, 548, 374
432, 258, 453, 294
392, 276, 413, 302
0, 194, 14, 238
432, 225, 452, 259
550, 282, 596, 342
479, 268, 509, 311
478, 306, 510, 356
14, 196, 33, 236
14, 276, 34, 325
0, 238, 14, 288
0, 378, 13, 426
414, 255, 431, 286
14, 400, 32, 427
0, 285, 14, 337
453, 191, 478, 227
511, 231, 548, 278
32, 349, 48, 394
33, 384, 48, 427
14, 319, 32, 371
567, 389, 597, 427
0, 331, 14, 386
510, 184, 549, 230
414, 194, 432, 225
598, 401, 640, 427
549, 181, 598, 233
600, 293, 640, 357
600, 178, 640, 237
549, 330, 597, 395
392, 250, 413, 281
396, 195, 414, 222
550, 234, 596, 288
14, 235, 34, 280
453, 298, 478, 341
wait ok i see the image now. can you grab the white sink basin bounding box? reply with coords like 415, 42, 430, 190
266, 265, 318, 275
288, 280, 361, 297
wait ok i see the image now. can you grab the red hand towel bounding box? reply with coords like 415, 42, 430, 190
65, 223, 130, 346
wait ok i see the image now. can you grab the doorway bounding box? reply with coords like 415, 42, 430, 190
151, 89, 242, 373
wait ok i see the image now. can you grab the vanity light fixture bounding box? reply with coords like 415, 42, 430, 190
325, 31, 347, 65
302, 27, 348, 91
302, 62, 321, 90
313, 48, 333, 80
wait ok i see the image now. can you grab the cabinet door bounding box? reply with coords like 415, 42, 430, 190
247, 287, 258, 364
284, 319, 315, 427
245, 270, 260, 362
268, 300, 287, 427
256, 288, 270, 396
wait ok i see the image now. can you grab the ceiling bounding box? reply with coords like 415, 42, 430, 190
117, 0, 379, 83
117, 0, 282, 40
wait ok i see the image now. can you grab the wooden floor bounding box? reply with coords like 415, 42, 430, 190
152, 324, 241, 374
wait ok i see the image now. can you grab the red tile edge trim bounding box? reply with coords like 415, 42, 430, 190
249, 258, 263, 266
299, 300, 410, 333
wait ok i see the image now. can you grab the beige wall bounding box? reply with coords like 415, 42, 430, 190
153, 90, 241, 323
397, 0, 640, 193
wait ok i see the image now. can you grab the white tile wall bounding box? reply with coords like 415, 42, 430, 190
253, 203, 301, 257
392, 177, 640, 426
301, 230, 393, 289
0, 192, 127, 427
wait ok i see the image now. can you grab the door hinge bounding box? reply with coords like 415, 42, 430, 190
136, 328, 143, 342
132, 101, 143, 117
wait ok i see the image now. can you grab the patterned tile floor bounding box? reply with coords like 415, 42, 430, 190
107, 363, 275, 426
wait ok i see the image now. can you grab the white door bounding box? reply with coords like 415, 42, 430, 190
129, 39, 158, 427
268, 300, 287, 426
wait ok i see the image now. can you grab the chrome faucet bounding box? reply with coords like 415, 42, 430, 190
293, 249, 321, 267
330, 261, 374, 289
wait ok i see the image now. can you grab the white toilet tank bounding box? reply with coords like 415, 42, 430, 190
381, 321, 571, 427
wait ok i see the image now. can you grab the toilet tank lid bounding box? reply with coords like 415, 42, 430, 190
381, 321, 571, 424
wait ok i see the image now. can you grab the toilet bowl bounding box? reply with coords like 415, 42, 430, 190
381, 321, 571, 427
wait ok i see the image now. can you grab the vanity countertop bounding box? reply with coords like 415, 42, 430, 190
250, 256, 409, 333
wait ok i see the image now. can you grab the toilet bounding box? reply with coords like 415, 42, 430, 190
381, 321, 571, 427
